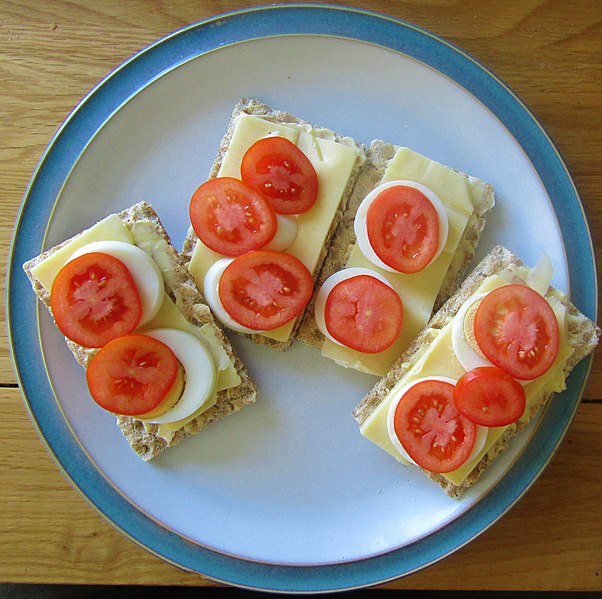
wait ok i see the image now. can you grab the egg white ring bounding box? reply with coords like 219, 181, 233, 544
386, 376, 488, 467
263, 214, 298, 252
139, 328, 216, 424
314, 267, 397, 347
68, 240, 164, 327
203, 258, 267, 335
354, 180, 449, 274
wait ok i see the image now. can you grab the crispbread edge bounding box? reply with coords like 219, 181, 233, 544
180, 98, 366, 351
296, 139, 496, 348
352, 245, 600, 498
23, 201, 257, 461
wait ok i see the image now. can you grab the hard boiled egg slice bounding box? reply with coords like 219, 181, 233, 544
451, 292, 493, 372
314, 267, 395, 347
203, 258, 266, 334
139, 328, 216, 424
386, 376, 488, 467
354, 180, 449, 273
263, 214, 298, 252
69, 240, 163, 327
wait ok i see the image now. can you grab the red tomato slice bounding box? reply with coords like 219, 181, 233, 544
454, 367, 526, 427
367, 185, 440, 274
50, 252, 142, 348
86, 334, 180, 416
218, 250, 313, 331
241, 136, 319, 215
392, 379, 476, 473
324, 274, 403, 353
473, 284, 560, 380
190, 177, 277, 256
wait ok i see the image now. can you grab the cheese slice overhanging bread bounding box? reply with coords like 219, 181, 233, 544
23, 201, 257, 460
353, 245, 600, 498
180, 98, 367, 351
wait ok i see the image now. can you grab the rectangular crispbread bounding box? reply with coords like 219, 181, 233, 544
180, 98, 367, 351
353, 245, 600, 498
23, 201, 257, 460
296, 138, 495, 348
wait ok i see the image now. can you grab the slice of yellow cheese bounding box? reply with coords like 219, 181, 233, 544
359, 269, 574, 486
187, 114, 363, 343
321, 147, 480, 376
31, 213, 241, 408
31, 214, 133, 292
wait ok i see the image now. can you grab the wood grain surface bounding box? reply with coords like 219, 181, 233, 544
1, 0, 601, 591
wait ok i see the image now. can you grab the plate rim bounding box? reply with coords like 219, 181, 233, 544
7, 3, 598, 593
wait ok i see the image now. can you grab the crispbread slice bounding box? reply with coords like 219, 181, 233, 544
353, 245, 600, 498
296, 139, 496, 348
23, 201, 257, 460
180, 98, 367, 351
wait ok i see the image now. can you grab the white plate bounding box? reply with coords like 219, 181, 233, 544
8, 5, 597, 593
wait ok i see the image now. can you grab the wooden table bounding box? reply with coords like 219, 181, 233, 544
1, 0, 600, 592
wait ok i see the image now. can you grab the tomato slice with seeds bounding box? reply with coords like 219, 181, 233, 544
454, 366, 526, 427
190, 177, 277, 256
241, 136, 319, 215
86, 334, 180, 416
51, 252, 142, 348
392, 379, 476, 473
473, 284, 560, 380
367, 185, 440, 274
218, 250, 313, 331
324, 274, 403, 353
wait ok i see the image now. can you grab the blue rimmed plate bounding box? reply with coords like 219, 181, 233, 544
7, 4, 597, 593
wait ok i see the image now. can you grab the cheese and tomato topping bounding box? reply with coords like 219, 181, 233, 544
86, 328, 216, 424
139, 328, 216, 424
86, 332, 184, 419
68, 240, 164, 327
452, 257, 557, 381
454, 367, 526, 428
314, 267, 404, 354
51, 251, 143, 348
190, 177, 278, 256
386, 377, 489, 473
472, 284, 560, 380
204, 251, 314, 334
354, 180, 449, 274
31, 214, 241, 441
360, 262, 572, 485
187, 113, 364, 342
321, 147, 491, 377
240, 135, 319, 215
